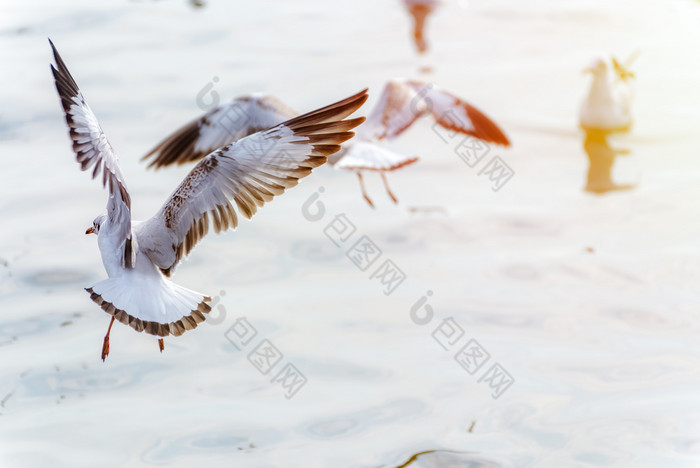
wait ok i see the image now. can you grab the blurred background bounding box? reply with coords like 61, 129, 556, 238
1, 1, 700, 467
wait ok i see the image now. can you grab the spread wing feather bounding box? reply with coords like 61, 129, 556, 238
137, 89, 368, 276
405, 80, 511, 146
141, 95, 297, 169
49, 39, 135, 268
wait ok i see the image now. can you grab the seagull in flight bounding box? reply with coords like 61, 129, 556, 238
143, 80, 510, 207
49, 39, 367, 360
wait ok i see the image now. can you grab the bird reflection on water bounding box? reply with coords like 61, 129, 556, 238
402, 0, 440, 54
582, 129, 634, 194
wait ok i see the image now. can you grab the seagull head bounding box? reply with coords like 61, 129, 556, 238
583, 57, 608, 76
86, 214, 106, 235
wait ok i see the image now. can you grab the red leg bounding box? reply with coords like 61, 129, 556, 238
357, 172, 375, 208
380, 173, 398, 204
158, 339, 164, 353
101, 316, 115, 362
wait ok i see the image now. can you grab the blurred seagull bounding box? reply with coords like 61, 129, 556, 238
402, 0, 441, 53
143, 80, 510, 207
49, 39, 367, 360
579, 55, 635, 132
332, 80, 511, 206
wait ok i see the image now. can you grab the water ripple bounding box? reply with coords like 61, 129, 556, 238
288, 240, 343, 262
19, 362, 166, 397
24, 269, 93, 287
0, 312, 82, 343
303, 399, 427, 439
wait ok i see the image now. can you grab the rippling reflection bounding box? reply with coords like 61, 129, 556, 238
392, 449, 505, 468
582, 129, 634, 194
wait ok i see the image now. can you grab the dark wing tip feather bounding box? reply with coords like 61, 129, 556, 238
49, 40, 80, 97
293, 117, 365, 135
282, 88, 368, 132
141, 118, 204, 169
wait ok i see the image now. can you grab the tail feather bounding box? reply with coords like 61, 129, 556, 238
86, 276, 212, 337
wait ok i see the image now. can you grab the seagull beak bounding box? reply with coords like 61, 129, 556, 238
86, 227, 95, 235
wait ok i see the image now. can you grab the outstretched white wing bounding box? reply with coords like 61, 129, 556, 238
142, 95, 296, 169
137, 89, 368, 275
50, 39, 135, 268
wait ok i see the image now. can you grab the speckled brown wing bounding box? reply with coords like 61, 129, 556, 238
137, 89, 368, 276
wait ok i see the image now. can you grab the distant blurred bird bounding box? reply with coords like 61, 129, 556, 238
402, 0, 441, 53
143, 80, 510, 207
579, 55, 636, 132
331, 80, 511, 206
50, 39, 367, 360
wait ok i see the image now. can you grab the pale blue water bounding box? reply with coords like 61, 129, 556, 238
1, 1, 700, 467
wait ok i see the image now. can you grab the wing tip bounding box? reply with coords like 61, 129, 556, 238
48, 37, 62, 69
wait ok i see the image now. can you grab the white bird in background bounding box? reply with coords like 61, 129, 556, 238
50, 40, 367, 360
579, 55, 636, 132
143, 80, 510, 207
